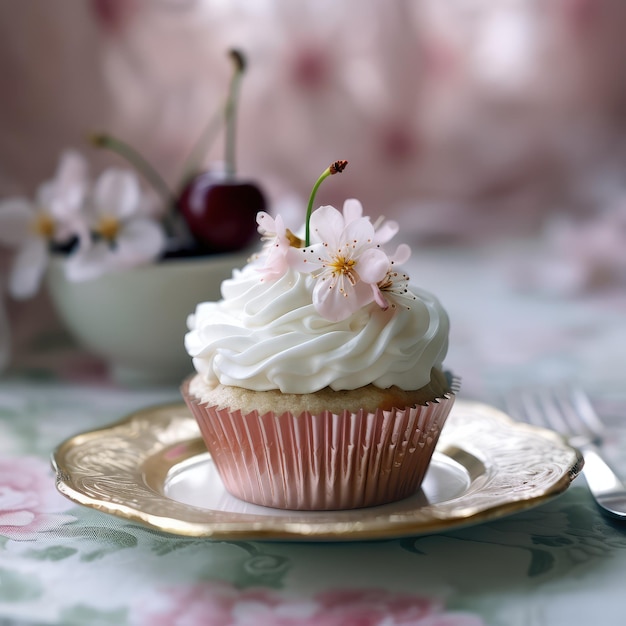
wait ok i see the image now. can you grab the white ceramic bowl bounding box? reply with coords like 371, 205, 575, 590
46, 252, 250, 386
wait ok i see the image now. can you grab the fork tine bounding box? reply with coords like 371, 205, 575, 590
505, 390, 534, 426
537, 387, 572, 434
505, 384, 626, 519
505, 387, 569, 433
569, 386, 605, 437
549, 387, 592, 445
506, 385, 603, 445
504, 390, 538, 426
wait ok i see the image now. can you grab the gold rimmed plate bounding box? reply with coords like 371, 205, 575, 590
52, 401, 583, 541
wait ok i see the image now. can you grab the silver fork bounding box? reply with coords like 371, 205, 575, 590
506, 385, 626, 519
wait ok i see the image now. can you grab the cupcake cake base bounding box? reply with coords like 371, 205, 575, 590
182, 378, 456, 511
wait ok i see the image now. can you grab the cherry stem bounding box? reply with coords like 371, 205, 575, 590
91, 133, 174, 204
304, 160, 348, 246
90, 133, 178, 234
178, 50, 246, 187
178, 106, 223, 189
224, 49, 246, 179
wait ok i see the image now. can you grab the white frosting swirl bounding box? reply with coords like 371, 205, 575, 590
185, 263, 449, 393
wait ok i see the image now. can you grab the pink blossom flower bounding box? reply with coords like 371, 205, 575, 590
0, 456, 76, 541
255, 211, 303, 280
254, 200, 410, 304
130, 581, 485, 626
339, 198, 414, 308
341, 198, 400, 247
295, 205, 390, 322
377, 244, 414, 310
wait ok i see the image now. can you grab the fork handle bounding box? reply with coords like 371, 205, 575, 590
581, 444, 626, 519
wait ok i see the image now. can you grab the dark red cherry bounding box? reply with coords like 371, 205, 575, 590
177, 172, 266, 253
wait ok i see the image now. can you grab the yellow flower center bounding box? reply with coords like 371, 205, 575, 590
285, 228, 304, 248
31, 212, 56, 239
96, 215, 121, 242
328, 255, 357, 286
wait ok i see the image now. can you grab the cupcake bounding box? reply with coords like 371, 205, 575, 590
182, 162, 456, 510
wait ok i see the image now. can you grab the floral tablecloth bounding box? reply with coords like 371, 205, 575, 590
2, 237, 626, 626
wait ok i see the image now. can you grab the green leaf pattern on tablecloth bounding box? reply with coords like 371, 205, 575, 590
400, 486, 626, 579
51, 524, 139, 562
0, 567, 43, 602
3, 520, 291, 588
23, 545, 78, 561
58, 605, 128, 626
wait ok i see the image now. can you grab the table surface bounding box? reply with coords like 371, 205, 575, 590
2, 236, 626, 626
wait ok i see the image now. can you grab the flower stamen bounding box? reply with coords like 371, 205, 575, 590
378, 270, 414, 310
96, 215, 121, 242
285, 228, 304, 248
31, 212, 56, 239
327, 255, 358, 287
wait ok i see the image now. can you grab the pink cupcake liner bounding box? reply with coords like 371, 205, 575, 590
181, 381, 456, 511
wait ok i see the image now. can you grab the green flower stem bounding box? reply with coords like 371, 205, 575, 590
305, 160, 348, 246
90, 133, 178, 234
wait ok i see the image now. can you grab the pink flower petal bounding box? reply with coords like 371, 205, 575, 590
373, 219, 400, 244
290, 243, 323, 274
0, 457, 76, 541
114, 218, 166, 266
2, 513, 77, 541
65, 242, 113, 282
48, 150, 89, 219
256, 212, 296, 280
309, 205, 345, 246
54, 150, 89, 194
129, 582, 485, 626
370, 283, 389, 310
312, 276, 372, 322
390, 242, 411, 265
341, 216, 377, 250
256, 211, 277, 235
357, 247, 389, 283
35, 180, 56, 209
342, 198, 363, 223
93, 168, 141, 219
0, 511, 35, 527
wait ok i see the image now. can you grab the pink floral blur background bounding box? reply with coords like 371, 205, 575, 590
2, 0, 626, 373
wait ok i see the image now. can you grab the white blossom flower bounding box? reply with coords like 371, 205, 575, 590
65, 168, 166, 281
0, 151, 88, 299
